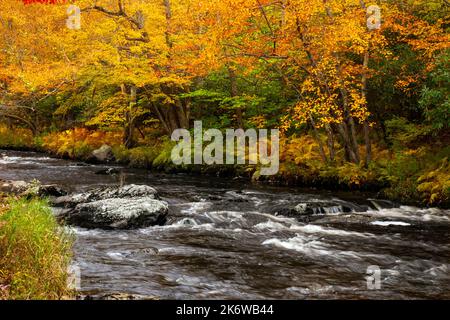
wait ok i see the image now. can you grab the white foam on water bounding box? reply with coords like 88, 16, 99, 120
250, 211, 299, 224
204, 211, 245, 223
0, 156, 56, 165
362, 206, 450, 223
371, 221, 411, 227
106, 252, 125, 260
263, 236, 331, 257
290, 224, 374, 238
424, 264, 449, 277
322, 205, 345, 214
262, 234, 368, 262
254, 221, 288, 231
180, 201, 212, 215
70, 227, 103, 237
147, 221, 215, 231
175, 275, 202, 286
286, 285, 335, 295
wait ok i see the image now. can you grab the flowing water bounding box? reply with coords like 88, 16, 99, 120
1, 150, 449, 299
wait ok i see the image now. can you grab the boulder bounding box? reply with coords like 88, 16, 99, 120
52, 184, 159, 208
90, 145, 115, 163
0, 180, 29, 194
60, 197, 169, 229
36, 185, 68, 198
54, 184, 168, 229
0, 179, 68, 198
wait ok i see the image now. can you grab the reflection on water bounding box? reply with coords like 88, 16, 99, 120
1, 150, 449, 299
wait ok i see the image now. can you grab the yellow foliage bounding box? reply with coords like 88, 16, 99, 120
0, 125, 34, 149
42, 128, 122, 159
417, 158, 450, 205
281, 135, 324, 170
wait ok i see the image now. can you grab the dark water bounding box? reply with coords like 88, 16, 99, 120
1, 150, 449, 299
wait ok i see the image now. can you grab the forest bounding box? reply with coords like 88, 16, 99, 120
0, 0, 449, 302
0, 0, 448, 205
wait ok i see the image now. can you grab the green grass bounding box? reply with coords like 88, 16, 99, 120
0, 197, 74, 300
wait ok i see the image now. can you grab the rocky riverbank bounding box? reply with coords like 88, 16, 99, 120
4, 142, 446, 209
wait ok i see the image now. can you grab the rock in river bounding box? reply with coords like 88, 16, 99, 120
0, 179, 29, 194
61, 197, 169, 229
0, 179, 67, 197
272, 201, 370, 223
55, 184, 168, 229
89, 144, 115, 163
53, 184, 159, 208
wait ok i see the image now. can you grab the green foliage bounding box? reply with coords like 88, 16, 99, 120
152, 139, 177, 168
419, 50, 450, 132
128, 147, 160, 168
417, 157, 450, 205
112, 145, 131, 164
0, 198, 74, 300
385, 117, 432, 149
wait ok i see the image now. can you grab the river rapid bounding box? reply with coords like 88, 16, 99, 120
1, 150, 449, 299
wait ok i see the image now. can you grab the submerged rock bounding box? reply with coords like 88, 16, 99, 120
95, 168, 120, 175
60, 197, 168, 229
368, 199, 399, 210
273, 201, 369, 223
79, 293, 159, 300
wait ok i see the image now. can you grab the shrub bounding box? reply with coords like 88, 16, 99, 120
417, 158, 450, 205
0, 125, 34, 149
42, 128, 122, 159
112, 145, 130, 164
152, 139, 176, 168
128, 146, 159, 168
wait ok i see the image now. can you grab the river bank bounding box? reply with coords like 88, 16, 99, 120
1, 125, 449, 208
0, 193, 74, 300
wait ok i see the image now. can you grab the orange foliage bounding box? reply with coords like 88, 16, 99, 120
42, 128, 122, 159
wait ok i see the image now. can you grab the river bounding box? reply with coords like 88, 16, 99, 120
1, 150, 449, 299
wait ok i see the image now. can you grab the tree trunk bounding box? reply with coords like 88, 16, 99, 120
323, 0, 361, 164
362, 50, 372, 167
227, 66, 244, 129
325, 124, 335, 162
163, 0, 173, 50
123, 85, 137, 149
360, 0, 373, 167
0, 113, 38, 136
336, 122, 358, 163
309, 114, 328, 163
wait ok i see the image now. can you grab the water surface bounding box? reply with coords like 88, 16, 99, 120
1, 150, 449, 299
